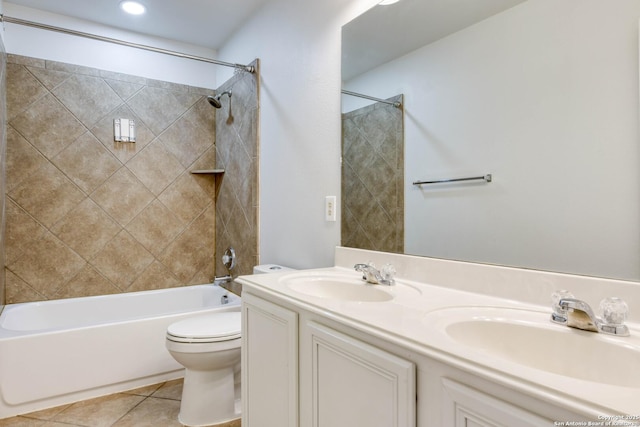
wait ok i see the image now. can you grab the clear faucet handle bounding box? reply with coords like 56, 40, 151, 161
600, 297, 629, 326
380, 263, 396, 280
551, 290, 574, 321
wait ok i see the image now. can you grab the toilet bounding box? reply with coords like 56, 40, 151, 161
165, 265, 292, 426
166, 311, 242, 426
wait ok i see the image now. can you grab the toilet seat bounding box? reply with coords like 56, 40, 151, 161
167, 312, 241, 343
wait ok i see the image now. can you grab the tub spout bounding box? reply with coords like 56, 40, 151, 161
213, 275, 233, 286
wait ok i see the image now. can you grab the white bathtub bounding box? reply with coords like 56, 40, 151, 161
0, 284, 240, 419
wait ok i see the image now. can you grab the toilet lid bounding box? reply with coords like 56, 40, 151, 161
167, 312, 241, 343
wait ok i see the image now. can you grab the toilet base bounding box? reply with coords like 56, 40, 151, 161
165, 317, 241, 427
178, 365, 241, 427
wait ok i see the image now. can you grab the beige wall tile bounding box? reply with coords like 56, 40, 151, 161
159, 99, 215, 168
126, 141, 184, 195
6, 126, 48, 192
157, 173, 210, 224
52, 132, 122, 193
215, 62, 260, 277
25, 65, 70, 91
53, 265, 120, 299
4, 55, 258, 303
5, 269, 44, 303
9, 162, 85, 228
8, 232, 86, 298
50, 198, 121, 260
4, 198, 47, 265
127, 261, 182, 292
92, 231, 155, 290
6, 63, 48, 122
126, 86, 200, 136
52, 74, 123, 128
90, 167, 155, 227
125, 200, 184, 257
10, 93, 85, 158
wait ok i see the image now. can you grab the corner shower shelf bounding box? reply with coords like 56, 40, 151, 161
190, 169, 225, 175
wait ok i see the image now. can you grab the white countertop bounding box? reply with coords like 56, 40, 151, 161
238, 264, 640, 419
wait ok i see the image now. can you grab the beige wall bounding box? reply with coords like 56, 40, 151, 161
5, 55, 222, 303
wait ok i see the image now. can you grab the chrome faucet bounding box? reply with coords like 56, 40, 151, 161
354, 263, 396, 286
551, 292, 630, 337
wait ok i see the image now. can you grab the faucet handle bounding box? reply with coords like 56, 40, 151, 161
380, 263, 396, 285
600, 297, 629, 326
550, 290, 574, 323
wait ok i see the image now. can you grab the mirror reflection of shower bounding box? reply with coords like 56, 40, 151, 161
341, 93, 404, 254
341, 89, 402, 110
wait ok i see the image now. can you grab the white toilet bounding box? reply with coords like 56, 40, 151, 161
166, 265, 292, 426
166, 311, 242, 427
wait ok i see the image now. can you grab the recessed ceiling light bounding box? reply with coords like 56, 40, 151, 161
378, 0, 401, 4
120, 1, 146, 15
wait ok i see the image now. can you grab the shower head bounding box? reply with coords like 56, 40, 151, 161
207, 91, 232, 108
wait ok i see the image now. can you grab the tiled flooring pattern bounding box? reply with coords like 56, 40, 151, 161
0, 379, 241, 427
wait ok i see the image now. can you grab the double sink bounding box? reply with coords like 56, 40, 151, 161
278, 270, 640, 388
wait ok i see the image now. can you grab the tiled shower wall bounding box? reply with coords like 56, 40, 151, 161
215, 60, 259, 280
5, 55, 221, 303
0, 41, 6, 306
341, 95, 404, 254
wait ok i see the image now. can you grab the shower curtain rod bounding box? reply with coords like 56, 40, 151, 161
341, 89, 402, 108
0, 15, 255, 73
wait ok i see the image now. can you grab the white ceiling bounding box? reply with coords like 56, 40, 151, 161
4, 0, 272, 49
5, 0, 528, 78
342, 0, 527, 81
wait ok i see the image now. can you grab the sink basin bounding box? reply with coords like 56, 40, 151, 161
280, 271, 420, 302
423, 307, 640, 387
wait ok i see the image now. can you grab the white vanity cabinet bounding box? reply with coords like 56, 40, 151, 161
440, 378, 554, 427
241, 291, 416, 427
241, 293, 298, 427
303, 321, 415, 427
241, 286, 593, 427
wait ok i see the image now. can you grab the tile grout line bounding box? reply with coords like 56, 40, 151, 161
108, 394, 151, 427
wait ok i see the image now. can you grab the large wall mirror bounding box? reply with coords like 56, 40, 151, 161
341, 0, 640, 281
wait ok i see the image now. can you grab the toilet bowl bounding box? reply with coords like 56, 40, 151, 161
166, 311, 242, 427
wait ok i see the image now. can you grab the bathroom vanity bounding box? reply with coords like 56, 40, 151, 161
237, 247, 640, 427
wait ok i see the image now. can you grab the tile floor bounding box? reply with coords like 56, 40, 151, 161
0, 379, 241, 427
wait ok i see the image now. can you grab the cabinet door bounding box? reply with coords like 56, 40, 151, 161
242, 293, 298, 427
441, 378, 552, 427
307, 321, 416, 427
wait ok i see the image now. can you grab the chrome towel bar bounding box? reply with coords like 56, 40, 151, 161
413, 174, 492, 186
